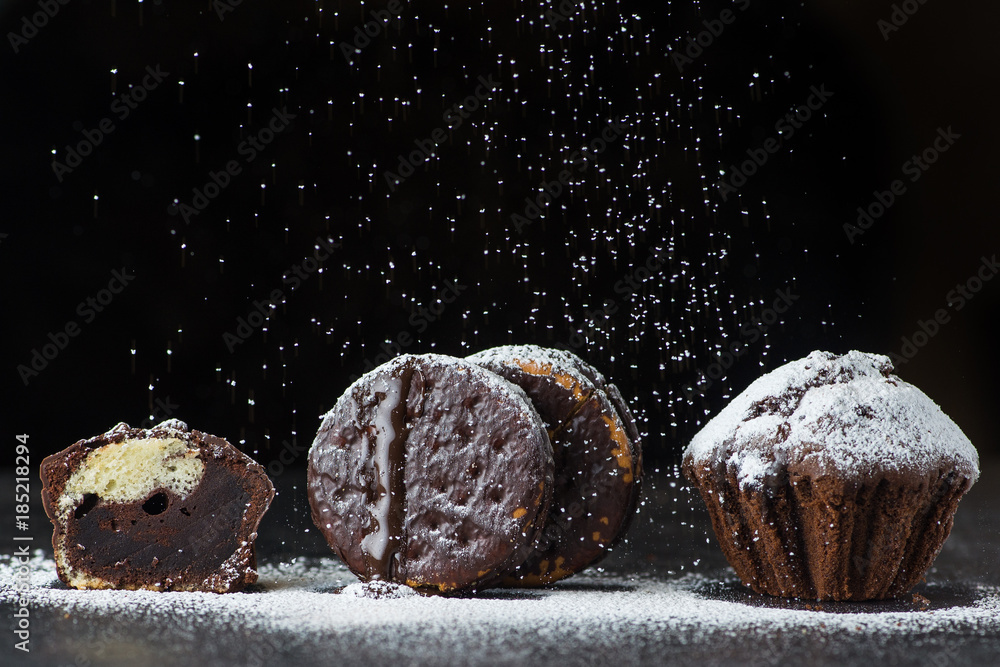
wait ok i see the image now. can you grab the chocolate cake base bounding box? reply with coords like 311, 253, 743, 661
40, 420, 274, 593
684, 461, 973, 600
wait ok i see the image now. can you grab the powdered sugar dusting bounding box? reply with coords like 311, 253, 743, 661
3, 550, 998, 658
685, 351, 980, 488
469, 344, 607, 387
107, 419, 189, 441
341, 580, 417, 599
318, 353, 544, 434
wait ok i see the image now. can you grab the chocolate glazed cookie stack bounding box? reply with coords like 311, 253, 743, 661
307, 347, 642, 593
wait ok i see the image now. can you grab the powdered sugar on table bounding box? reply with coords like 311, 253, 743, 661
3, 549, 998, 667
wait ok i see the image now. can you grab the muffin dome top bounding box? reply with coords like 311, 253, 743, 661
684, 350, 980, 489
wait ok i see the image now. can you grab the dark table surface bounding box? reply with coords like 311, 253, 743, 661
3, 461, 999, 667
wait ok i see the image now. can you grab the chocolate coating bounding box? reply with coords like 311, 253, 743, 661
307, 354, 554, 592
40, 421, 274, 593
468, 345, 643, 586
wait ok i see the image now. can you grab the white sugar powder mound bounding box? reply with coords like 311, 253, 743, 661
341, 580, 418, 599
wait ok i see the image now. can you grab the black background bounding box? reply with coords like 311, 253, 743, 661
2, 0, 998, 480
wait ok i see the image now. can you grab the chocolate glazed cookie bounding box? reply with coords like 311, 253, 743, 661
468, 345, 643, 586
307, 354, 554, 592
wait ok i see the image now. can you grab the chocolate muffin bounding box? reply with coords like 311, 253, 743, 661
307, 353, 554, 592
40, 420, 274, 593
469, 345, 642, 585
682, 350, 979, 601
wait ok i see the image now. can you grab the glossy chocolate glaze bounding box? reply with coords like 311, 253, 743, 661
357, 364, 413, 580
